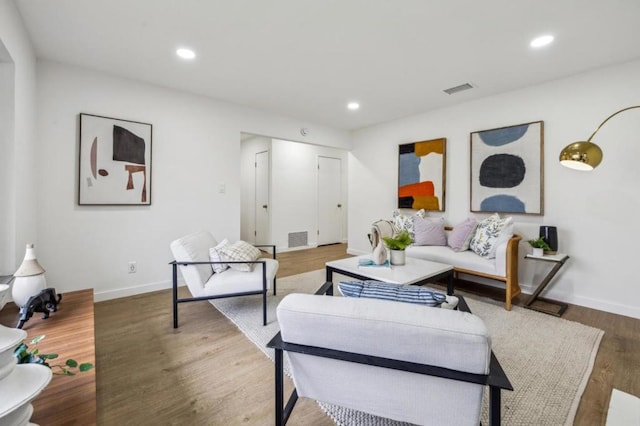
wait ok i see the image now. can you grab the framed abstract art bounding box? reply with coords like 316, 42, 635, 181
470, 121, 543, 215
398, 138, 446, 211
78, 113, 152, 205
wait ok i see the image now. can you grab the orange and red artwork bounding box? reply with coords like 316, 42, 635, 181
398, 138, 446, 211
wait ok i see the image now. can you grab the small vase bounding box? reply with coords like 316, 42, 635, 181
390, 249, 405, 266
12, 244, 47, 308
372, 240, 387, 265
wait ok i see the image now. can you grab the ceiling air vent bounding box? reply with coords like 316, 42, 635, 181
443, 83, 474, 95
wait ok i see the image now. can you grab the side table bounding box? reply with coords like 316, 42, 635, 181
524, 253, 570, 316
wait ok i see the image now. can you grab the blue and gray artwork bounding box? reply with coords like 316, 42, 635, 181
472, 122, 542, 214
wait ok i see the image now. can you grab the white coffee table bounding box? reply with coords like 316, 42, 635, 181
325, 255, 454, 296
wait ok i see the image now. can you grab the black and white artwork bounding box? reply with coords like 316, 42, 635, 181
78, 113, 152, 205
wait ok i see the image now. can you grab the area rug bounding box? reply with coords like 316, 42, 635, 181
211, 269, 604, 425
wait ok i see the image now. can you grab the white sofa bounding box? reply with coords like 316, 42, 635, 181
269, 292, 512, 425
406, 227, 521, 310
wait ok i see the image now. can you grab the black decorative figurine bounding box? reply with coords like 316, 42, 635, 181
16, 288, 62, 329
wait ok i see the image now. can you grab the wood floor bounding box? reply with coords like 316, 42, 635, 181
94, 244, 639, 425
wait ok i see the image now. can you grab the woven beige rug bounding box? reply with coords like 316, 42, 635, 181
212, 269, 604, 425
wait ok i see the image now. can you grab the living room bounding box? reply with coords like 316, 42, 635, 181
1, 0, 639, 424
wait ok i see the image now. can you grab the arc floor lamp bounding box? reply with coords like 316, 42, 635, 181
559, 105, 640, 171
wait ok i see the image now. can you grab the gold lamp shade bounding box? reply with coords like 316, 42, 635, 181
559, 141, 603, 171
559, 105, 640, 171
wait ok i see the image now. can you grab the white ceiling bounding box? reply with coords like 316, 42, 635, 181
15, 0, 640, 130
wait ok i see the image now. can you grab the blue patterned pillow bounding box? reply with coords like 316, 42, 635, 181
338, 280, 446, 307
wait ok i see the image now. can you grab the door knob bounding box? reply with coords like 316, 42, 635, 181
262, 204, 268, 209
337, 204, 342, 208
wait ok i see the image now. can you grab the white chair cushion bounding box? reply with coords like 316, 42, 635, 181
277, 294, 490, 425
170, 231, 217, 291
204, 258, 278, 296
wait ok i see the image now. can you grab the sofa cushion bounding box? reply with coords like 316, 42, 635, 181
392, 209, 425, 240
469, 214, 513, 259
413, 217, 447, 246
405, 245, 502, 276
209, 238, 230, 273
338, 280, 446, 307
204, 258, 278, 295
447, 218, 477, 252
217, 240, 261, 272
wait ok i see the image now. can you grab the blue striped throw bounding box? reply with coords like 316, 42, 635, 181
338, 280, 446, 307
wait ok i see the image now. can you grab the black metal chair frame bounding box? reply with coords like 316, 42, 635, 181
170, 245, 276, 328
266, 281, 513, 425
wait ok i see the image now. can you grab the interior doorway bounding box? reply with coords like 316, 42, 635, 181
254, 150, 270, 245
317, 156, 343, 245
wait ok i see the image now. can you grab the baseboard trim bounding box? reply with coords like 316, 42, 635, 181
94, 279, 185, 302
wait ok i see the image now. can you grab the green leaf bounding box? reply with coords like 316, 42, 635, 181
41, 353, 58, 360
79, 363, 94, 372
30, 335, 46, 344
65, 359, 78, 368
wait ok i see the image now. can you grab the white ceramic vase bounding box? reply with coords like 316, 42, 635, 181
11, 244, 46, 308
532, 248, 544, 257
372, 240, 388, 265
390, 249, 406, 266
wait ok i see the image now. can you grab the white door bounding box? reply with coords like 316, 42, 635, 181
317, 156, 343, 245
255, 151, 270, 245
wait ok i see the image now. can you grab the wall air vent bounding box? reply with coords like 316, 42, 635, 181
443, 83, 474, 95
288, 231, 308, 248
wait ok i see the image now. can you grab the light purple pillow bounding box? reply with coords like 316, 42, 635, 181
447, 218, 477, 252
413, 217, 447, 246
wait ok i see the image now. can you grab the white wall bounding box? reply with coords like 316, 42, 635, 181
35, 60, 350, 301
270, 139, 348, 250
349, 59, 640, 319
0, 0, 37, 275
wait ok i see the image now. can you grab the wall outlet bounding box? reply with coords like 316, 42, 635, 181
128, 261, 137, 273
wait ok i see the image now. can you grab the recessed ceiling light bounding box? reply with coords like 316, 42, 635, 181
347, 102, 360, 110
176, 48, 196, 59
530, 35, 554, 48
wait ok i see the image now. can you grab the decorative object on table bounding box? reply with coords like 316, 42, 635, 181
0, 324, 52, 426
16, 289, 62, 329
371, 239, 388, 265
79, 113, 152, 205
539, 225, 558, 254
559, 105, 640, 171
12, 244, 47, 308
398, 138, 446, 211
470, 121, 544, 215
528, 236, 551, 257
382, 229, 412, 265
368, 219, 395, 248
14, 334, 94, 376
357, 258, 390, 268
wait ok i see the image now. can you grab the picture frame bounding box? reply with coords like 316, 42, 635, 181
78, 113, 152, 205
398, 138, 446, 211
470, 121, 543, 215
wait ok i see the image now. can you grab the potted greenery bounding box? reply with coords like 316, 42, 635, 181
528, 237, 551, 257
383, 229, 413, 265
14, 335, 94, 376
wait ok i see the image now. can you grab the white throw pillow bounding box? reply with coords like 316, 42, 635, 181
217, 240, 262, 272
469, 214, 513, 259
209, 238, 230, 273
392, 209, 426, 240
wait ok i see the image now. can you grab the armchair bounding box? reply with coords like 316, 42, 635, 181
169, 231, 278, 327
268, 290, 512, 425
